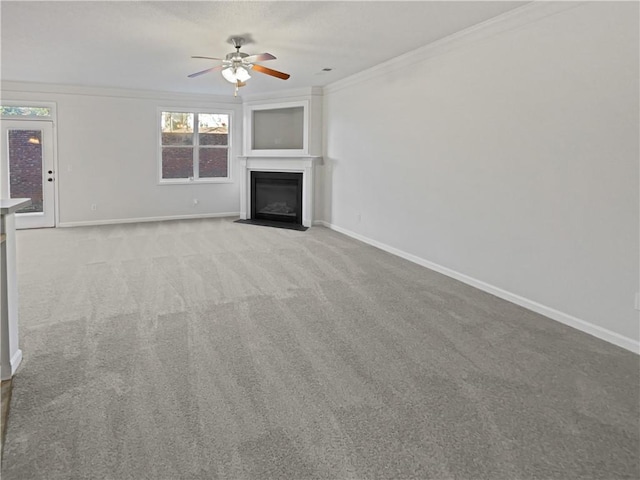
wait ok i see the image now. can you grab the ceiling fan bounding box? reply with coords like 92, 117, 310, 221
188, 37, 290, 96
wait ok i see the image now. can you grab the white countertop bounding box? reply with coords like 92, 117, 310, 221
0, 198, 32, 215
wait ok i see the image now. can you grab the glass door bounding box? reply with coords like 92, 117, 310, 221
1, 120, 55, 229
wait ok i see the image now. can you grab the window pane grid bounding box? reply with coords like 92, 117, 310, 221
160, 111, 230, 182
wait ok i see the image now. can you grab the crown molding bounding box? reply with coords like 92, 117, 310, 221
0, 81, 242, 104
241, 86, 323, 103
323, 1, 584, 95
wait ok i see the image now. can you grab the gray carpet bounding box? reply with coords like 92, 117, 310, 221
2, 217, 638, 479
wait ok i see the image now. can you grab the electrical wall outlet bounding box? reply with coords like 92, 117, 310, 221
91, 203, 97, 211
192, 198, 199, 206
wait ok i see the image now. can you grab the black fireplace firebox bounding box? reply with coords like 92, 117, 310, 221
249, 171, 305, 229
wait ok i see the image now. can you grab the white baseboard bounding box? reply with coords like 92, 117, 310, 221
57, 212, 240, 228
317, 221, 639, 354
1, 349, 23, 381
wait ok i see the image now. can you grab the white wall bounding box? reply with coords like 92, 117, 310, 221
321, 2, 640, 347
1, 83, 242, 225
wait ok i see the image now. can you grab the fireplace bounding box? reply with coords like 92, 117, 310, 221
251, 171, 302, 225
238, 156, 321, 229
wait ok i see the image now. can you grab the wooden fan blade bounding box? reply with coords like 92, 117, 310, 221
191, 56, 222, 60
187, 65, 223, 78
243, 53, 276, 63
236, 81, 247, 88
252, 64, 290, 80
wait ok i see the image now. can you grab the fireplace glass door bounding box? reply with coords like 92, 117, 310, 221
251, 171, 302, 225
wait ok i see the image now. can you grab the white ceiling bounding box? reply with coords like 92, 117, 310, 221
1, 1, 527, 97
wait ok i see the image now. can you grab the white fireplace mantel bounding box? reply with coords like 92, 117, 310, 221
238, 156, 322, 228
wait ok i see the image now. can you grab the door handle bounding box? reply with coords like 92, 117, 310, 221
47, 178, 54, 182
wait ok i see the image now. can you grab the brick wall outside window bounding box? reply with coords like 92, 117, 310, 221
8, 130, 43, 213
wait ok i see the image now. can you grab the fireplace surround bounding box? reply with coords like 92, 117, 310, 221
238, 156, 321, 228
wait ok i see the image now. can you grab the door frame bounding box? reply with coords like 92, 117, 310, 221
1, 101, 58, 229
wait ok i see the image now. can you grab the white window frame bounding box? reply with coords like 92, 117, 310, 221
0, 100, 60, 227
157, 107, 233, 185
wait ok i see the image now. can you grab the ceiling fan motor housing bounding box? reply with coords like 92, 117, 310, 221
225, 51, 248, 61
225, 51, 252, 70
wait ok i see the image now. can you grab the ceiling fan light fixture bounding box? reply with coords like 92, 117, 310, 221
221, 66, 251, 84
221, 67, 237, 83
235, 66, 251, 82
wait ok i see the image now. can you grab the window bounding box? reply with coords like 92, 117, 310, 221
1, 105, 52, 118
160, 110, 231, 183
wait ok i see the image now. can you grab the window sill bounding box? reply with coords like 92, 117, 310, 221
158, 178, 233, 185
